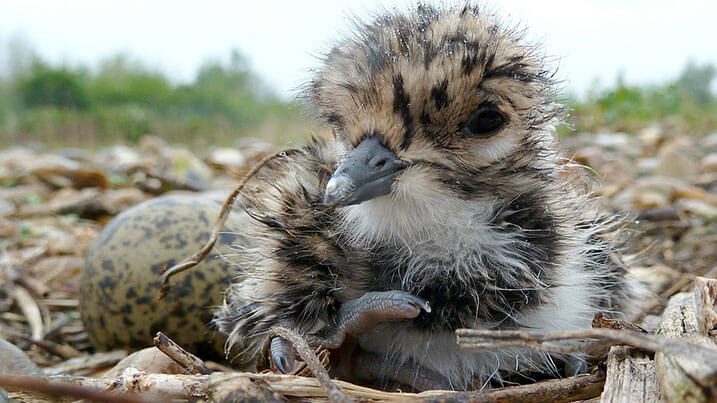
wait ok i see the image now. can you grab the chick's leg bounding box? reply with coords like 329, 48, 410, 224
270, 290, 430, 374
321, 290, 431, 348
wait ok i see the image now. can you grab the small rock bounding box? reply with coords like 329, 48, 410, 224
0, 199, 16, 217
103, 347, 185, 379
571, 146, 608, 169
0, 166, 13, 183
0, 337, 41, 376
207, 147, 246, 170
0, 218, 16, 238
100, 188, 148, 213
634, 191, 670, 209
700, 153, 717, 174
138, 135, 169, 156
630, 265, 678, 295
703, 132, 717, 152
169, 148, 213, 187
637, 125, 664, 149
657, 139, 698, 179
611, 176, 688, 210
98, 145, 143, 171
676, 198, 717, 220
29, 155, 110, 189
0, 185, 51, 205
636, 158, 659, 174
593, 132, 631, 148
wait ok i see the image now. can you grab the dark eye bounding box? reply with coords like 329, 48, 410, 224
463, 106, 506, 138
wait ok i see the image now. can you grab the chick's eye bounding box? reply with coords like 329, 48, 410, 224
464, 107, 506, 138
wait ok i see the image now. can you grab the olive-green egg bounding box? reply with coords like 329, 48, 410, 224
79, 195, 248, 359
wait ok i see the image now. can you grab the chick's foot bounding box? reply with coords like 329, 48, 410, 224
270, 290, 430, 374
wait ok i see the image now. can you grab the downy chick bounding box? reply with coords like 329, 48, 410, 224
215, 3, 642, 391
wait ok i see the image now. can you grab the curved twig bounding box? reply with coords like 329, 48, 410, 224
158, 148, 300, 300
0, 375, 154, 403
269, 327, 352, 403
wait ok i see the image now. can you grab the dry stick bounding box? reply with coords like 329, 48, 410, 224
17, 276, 50, 298
456, 327, 717, 368
19, 334, 82, 360
12, 285, 43, 340
0, 375, 154, 403
424, 371, 606, 403
158, 148, 300, 300
269, 327, 352, 403
153, 331, 211, 375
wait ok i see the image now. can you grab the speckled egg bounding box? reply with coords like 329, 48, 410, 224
80, 195, 248, 359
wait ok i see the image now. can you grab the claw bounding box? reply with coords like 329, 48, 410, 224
392, 292, 431, 314
270, 336, 295, 374
318, 290, 431, 350
565, 357, 588, 376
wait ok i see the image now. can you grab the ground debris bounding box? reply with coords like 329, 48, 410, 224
0, 128, 715, 401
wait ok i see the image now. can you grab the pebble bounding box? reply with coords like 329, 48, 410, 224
0, 337, 41, 376
676, 198, 717, 220
701, 153, 717, 174
657, 140, 698, 179
103, 347, 185, 378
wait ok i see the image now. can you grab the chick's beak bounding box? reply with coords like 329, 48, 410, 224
324, 136, 407, 207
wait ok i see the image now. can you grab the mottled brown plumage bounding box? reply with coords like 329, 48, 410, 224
214, 4, 642, 391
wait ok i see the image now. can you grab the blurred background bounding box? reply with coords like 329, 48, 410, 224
1, 0, 716, 148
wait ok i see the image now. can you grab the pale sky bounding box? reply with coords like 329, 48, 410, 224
1, 0, 715, 99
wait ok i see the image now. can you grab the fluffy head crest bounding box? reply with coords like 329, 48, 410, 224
308, 4, 561, 157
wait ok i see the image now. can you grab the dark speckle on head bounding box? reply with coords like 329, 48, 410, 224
430, 80, 449, 110
392, 74, 413, 150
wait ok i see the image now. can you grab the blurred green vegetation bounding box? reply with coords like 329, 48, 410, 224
568, 61, 717, 135
0, 40, 715, 149
0, 47, 310, 148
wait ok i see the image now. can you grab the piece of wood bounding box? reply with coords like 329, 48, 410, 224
208, 376, 286, 403
655, 292, 717, 403
153, 332, 211, 375
600, 346, 663, 403
0, 369, 607, 402
694, 276, 717, 336
418, 371, 605, 403
43, 350, 128, 376
0, 375, 153, 403
12, 285, 43, 341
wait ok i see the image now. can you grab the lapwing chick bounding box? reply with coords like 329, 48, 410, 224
214, 3, 642, 391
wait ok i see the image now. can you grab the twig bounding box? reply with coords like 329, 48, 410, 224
43, 350, 128, 376
0, 370, 605, 402
19, 335, 82, 359
456, 327, 717, 368
158, 148, 299, 300
694, 276, 717, 335
153, 331, 211, 375
420, 371, 605, 403
269, 327, 352, 403
0, 375, 154, 403
17, 276, 50, 298
592, 312, 647, 333
12, 285, 43, 340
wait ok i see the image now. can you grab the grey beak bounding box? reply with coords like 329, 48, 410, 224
324, 137, 407, 207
